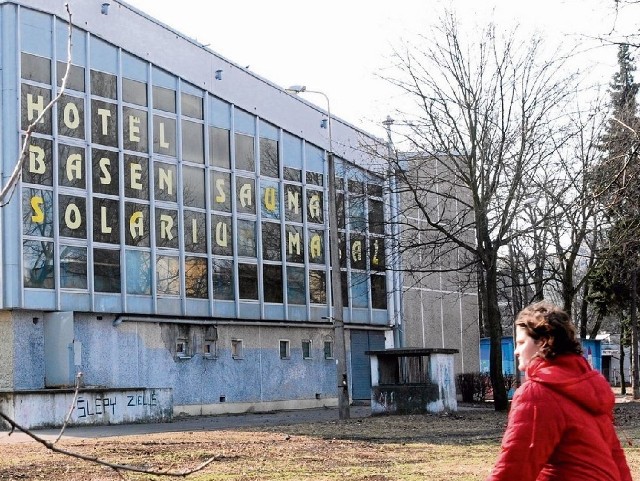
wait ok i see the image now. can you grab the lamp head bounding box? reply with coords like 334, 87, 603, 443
286, 85, 307, 94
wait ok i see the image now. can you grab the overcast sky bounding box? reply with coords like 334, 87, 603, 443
123, 0, 637, 138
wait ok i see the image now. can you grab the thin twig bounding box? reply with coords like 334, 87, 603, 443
0, 411, 219, 477
54, 371, 83, 444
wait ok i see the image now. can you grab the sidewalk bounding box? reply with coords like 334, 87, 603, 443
0, 405, 371, 444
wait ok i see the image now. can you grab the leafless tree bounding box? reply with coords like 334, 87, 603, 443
381, 14, 578, 411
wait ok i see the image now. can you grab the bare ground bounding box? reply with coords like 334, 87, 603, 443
1, 401, 640, 481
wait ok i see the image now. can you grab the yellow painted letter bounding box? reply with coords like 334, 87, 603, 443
129, 211, 144, 239
66, 153, 83, 182
29, 144, 46, 174
31, 196, 44, 223
63, 102, 80, 130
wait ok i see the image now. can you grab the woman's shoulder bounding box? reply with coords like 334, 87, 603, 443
513, 379, 561, 407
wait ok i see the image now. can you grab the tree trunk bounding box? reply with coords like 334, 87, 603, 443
632, 269, 639, 398
579, 283, 589, 339
485, 260, 508, 411
620, 325, 627, 395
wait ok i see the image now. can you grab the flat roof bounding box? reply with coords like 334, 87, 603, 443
365, 348, 459, 356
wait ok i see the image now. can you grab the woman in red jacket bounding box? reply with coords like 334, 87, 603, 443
486, 301, 632, 481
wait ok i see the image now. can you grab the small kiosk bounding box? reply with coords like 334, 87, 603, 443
365, 348, 459, 415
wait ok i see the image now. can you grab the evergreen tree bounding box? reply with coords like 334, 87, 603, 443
596, 44, 640, 208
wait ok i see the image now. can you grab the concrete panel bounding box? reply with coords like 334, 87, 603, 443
0, 312, 14, 389
0, 387, 172, 429
43, 311, 74, 387
12, 311, 45, 390
421, 290, 445, 348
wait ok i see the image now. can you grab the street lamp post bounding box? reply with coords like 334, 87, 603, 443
286, 85, 350, 419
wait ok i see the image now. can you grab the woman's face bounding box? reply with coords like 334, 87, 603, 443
514, 324, 541, 372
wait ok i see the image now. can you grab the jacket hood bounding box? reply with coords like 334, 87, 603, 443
526, 353, 614, 415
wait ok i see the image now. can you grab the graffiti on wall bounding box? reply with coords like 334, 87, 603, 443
76, 390, 159, 419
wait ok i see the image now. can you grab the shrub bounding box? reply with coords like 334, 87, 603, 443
457, 372, 516, 403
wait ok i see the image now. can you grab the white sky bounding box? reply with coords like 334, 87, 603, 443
124, 0, 638, 138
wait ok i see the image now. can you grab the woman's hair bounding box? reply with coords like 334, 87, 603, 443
515, 301, 582, 360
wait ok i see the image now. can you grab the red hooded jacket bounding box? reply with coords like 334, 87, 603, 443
487, 353, 632, 481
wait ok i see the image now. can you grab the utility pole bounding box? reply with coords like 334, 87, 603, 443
632, 267, 639, 399
327, 150, 350, 420
285, 85, 350, 419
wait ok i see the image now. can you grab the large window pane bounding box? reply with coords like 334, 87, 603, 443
210, 127, 230, 168
21, 84, 52, 134
350, 234, 366, 270
92, 149, 119, 195
58, 144, 86, 189
371, 274, 387, 309
212, 259, 234, 300
60, 246, 87, 289
238, 263, 258, 300
23, 188, 53, 237
123, 78, 147, 106
368, 199, 384, 235
58, 95, 85, 139
91, 100, 117, 147
23, 136, 53, 186
308, 229, 324, 264
157, 255, 180, 295
349, 195, 366, 232
370, 237, 385, 271
182, 120, 204, 163
236, 177, 255, 214
125, 202, 150, 247
306, 171, 323, 186
261, 181, 280, 220
153, 115, 176, 157
284, 185, 302, 223
22, 53, 50, 83
182, 166, 205, 208
91, 70, 117, 99
309, 270, 326, 304
23, 240, 54, 289
184, 210, 207, 253
211, 215, 233, 256
123, 107, 148, 153
186, 256, 208, 298
287, 266, 306, 305
181, 92, 203, 119
155, 208, 179, 249
125, 155, 149, 200
260, 138, 278, 178
211, 171, 231, 212
59, 195, 86, 239
93, 197, 119, 244
237, 219, 256, 258
154, 161, 177, 202
57, 62, 85, 92
285, 225, 303, 264
262, 222, 281, 261
235, 133, 255, 172
306, 189, 323, 224
263, 264, 282, 303
351, 271, 369, 308
94, 248, 121, 293
126, 250, 151, 295
153, 85, 176, 113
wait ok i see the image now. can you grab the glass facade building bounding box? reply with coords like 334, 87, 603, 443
0, 0, 406, 427
15, 11, 388, 325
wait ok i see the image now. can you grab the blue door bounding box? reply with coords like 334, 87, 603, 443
350, 330, 386, 400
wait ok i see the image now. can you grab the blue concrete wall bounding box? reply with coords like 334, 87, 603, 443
480, 336, 603, 374
74, 316, 337, 406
